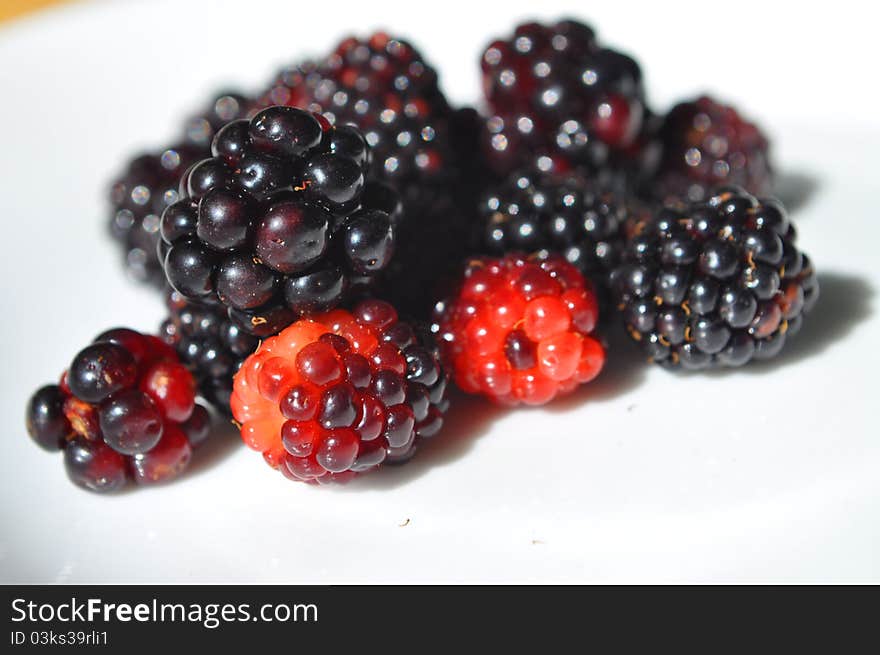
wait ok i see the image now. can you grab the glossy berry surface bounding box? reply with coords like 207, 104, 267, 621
611, 187, 817, 368
160, 289, 260, 412
108, 92, 252, 286
260, 33, 457, 189
230, 299, 449, 483
480, 19, 648, 175
433, 253, 605, 405
160, 106, 397, 336
480, 168, 636, 298
24, 328, 211, 492
650, 96, 772, 202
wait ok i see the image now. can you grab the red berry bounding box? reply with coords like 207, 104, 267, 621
434, 253, 605, 405
230, 300, 448, 483
139, 360, 197, 423
296, 342, 343, 386
131, 423, 192, 485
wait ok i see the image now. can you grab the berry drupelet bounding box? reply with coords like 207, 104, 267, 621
259, 33, 458, 189
160, 289, 259, 412
650, 95, 772, 202
108, 92, 252, 286
230, 299, 449, 483
479, 168, 635, 297
160, 106, 398, 337
181, 91, 253, 149
433, 253, 605, 405
611, 187, 818, 368
25, 328, 211, 492
480, 19, 648, 176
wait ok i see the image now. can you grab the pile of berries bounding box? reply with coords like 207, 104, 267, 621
27, 19, 819, 492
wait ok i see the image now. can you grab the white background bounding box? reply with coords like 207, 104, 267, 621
0, 0, 877, 582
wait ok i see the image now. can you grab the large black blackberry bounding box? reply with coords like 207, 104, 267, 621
611, 187, 818, 368
649, 95, 773, 203
159, 106, 397, 337
160, 290, 259, 411
259, 33, 458, 189
108, 91, 252, 286
480, 19, 648, 176
477, 167, 641, 313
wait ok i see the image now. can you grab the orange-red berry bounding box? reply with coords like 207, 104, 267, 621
434, 254, 605, 405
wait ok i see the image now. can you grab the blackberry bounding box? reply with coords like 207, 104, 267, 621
259, 33, 458, 190
160, 289, 259, 411
108, 144, 204, 285
230, 299, 449, 482
650, 95, 772, 202
25, 328, 211, 492
159, 106, 397, 337
480, 19, 648, 176
611, 187, 818, 368
108, 91, 252, 286
479, 168, 635, 297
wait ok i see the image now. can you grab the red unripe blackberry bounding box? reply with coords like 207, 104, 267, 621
24, 328, 211, 492
433, 253, 605, 405
230, 299, 449, 483
650, 95, 772, 202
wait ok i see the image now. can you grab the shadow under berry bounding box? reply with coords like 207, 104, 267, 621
339, 390, 506, 491
184, 412, 243, 478
542, 323, 648, 414
338, 321, 648, 491
774, 170, 820, 214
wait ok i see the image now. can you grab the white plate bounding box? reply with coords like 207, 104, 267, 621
0, 0, 877, 583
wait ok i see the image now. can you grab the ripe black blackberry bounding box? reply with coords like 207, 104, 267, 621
611, 187, 818, 368
108, 92, 252, 286
259, 33, 458, 189
160, 106, 397, 337
480, 19, 648, 176
650, 95, 772, 203
479, 168, 634, 298
160, 290, 259, 412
